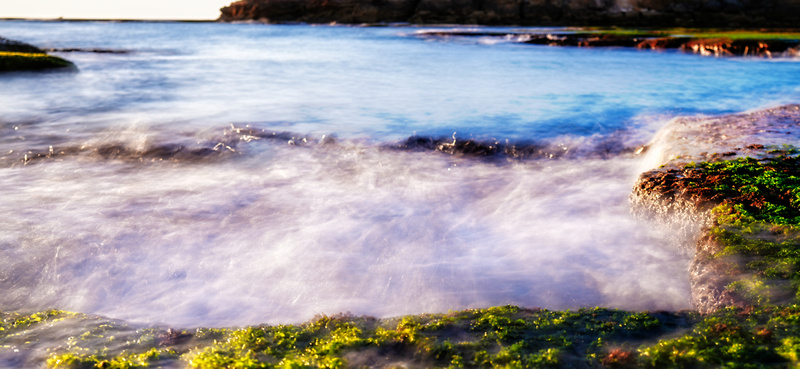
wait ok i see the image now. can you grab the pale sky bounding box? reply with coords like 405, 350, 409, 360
1, 0, 232, 20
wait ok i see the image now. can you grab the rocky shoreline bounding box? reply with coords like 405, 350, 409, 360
219, 0, 800, 28
420, 30, 800, 58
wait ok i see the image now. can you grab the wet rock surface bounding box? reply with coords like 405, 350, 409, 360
3, 124, 644, 167
632, 105, 800, 313
0, 126, 327, 167
420, 31, 800, 58
387, 134, 636, 160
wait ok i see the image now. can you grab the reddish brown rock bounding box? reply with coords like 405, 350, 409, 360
680, 38, 799, 57
636, 37, 692, 49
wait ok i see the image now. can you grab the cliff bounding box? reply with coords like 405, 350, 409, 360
219, 0, 800, 27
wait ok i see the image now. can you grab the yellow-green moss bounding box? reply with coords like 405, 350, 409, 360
0, 51, 75, 72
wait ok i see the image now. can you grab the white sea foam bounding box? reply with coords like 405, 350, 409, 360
0, 135, 691, 326
1, 21, 799, 329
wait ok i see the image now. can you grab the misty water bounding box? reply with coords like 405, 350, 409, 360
1, 20, 800, 328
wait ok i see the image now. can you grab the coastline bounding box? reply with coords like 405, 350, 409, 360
217, 0, 800, 28
0, 17, 217, 23
2, 20, 800, 368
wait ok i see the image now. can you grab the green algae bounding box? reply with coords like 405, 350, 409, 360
24, 307, 696, 369
697, 156, 800, 226
582, 27, 800, 41
0, 51, 76, 72
47, 348, 178, 369
666, 152, 800, 309
1, 309, 78, 331
0, 305, 787, 368
638, 306, 800, 368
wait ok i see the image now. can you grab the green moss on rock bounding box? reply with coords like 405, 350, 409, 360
0, 305, 791, 368
0, 51, 76, 72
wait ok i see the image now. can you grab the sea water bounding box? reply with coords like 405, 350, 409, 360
1, 20, 800, 328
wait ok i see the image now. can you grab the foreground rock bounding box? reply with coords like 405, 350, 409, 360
0, 37, 75, 72
219, 0, 800, 27
0, 52, 76, 72
632, 105, 800, 313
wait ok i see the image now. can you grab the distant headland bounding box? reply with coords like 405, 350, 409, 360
218, 0, 800, 27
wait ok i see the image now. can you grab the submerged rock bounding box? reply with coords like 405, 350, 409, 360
45, 47, 130, 54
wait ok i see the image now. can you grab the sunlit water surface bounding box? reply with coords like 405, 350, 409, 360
1, 20, 800, 327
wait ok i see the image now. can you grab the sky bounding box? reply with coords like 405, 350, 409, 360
1, 0, 232, 20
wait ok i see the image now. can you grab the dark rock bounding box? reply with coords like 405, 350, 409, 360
0, 37, 45, 54
0, 52, 76, 72
219, 0, 800, 27
1, 36, 76, 72
518, 32, 652, 47
157, 328, 192, 347
46, 48, 130, 54
220, 0, 417, 23
636, 37, 693, 49
422, 30, 800, 58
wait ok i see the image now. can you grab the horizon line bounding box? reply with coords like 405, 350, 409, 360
0, 17, 219, 23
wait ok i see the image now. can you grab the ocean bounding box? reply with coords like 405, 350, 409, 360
1, 20, 800, 329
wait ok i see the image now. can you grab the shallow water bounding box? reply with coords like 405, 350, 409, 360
1, 20, 799, 327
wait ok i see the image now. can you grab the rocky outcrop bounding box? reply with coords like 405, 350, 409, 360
632, 165, 748, 313
219, 0, 418, 24
0, 37, 76, 72
631, 105, 800, 313
680, 38, 800, 57
419, 31, 800, 58
219, 0, 800, 27
0, 52, 76, 72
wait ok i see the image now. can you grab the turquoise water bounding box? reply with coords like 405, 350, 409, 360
2, 21, 799, 139
0, 20, 799, 329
